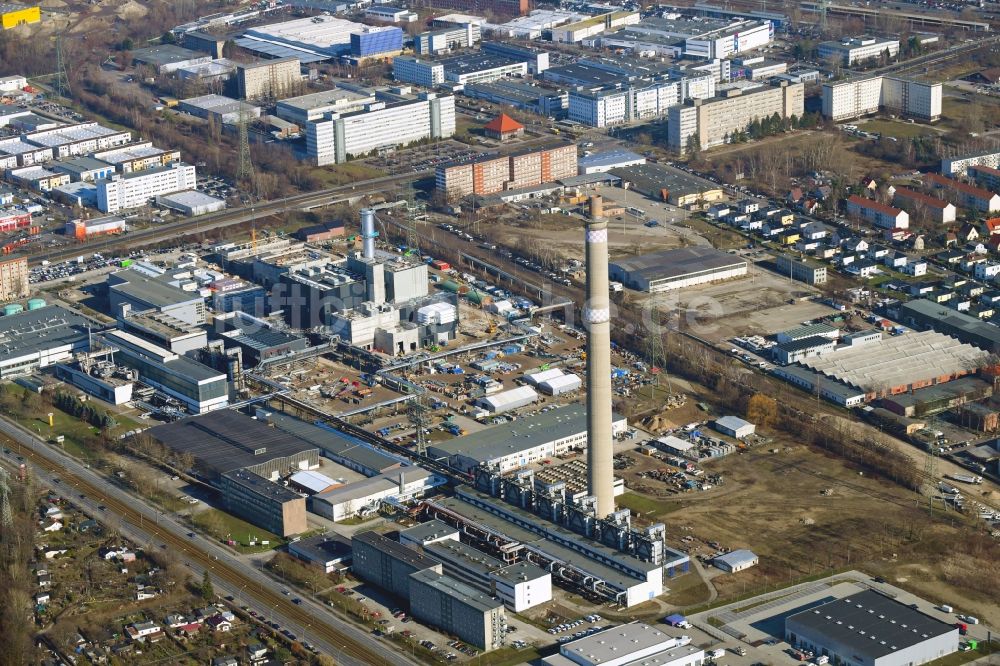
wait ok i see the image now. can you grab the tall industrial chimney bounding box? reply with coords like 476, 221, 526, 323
585, 195, 614, 519
361, 208, 376, 259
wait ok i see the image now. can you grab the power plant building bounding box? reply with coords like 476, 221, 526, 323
428, 404, 627, 474
306, 93, 455, 165
351, 530, 443, 601
219, 468, 308, 536
409, 569, 507, 651
610, 247, 748, 292
785, 590, 959, 666
0, 305, 92, 379
422, 538, 552, 611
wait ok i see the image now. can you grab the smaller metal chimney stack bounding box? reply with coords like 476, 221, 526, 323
361, 208, 376, 259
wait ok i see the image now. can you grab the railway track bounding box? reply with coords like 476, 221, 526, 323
0, 423, 398, 666
25, 170, 430, 266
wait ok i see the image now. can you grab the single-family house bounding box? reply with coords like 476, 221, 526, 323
842, 237, 869, 253
164, 614, 187, 629
847, 259, 880, 279
975, 262, 1000, 280
205, 615, 232, 632
959, 222, 980, 242
884, 252, 908, 269
985, 217, 1000, 235
900, 258, 927, 276
43, 521, 62, 532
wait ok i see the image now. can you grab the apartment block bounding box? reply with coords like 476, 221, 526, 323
818, 37, 899, 66
775, 255, 827, 285
0, 256, 28, 301
822, 76, 941, 122
924, 173, 1000, 212
237, 57, 301, 100
967, 164, 1000, 192
306, 93, 455, 165
942, 150, 1000, 176
97, 163, 197, 213
393, 56, 445, 87
892, 186, 956, 224
667, 81, 804, 153
435, 143, 577, 198
846, 195, 909, 229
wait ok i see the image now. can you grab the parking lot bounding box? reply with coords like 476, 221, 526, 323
365, 140, 494, 175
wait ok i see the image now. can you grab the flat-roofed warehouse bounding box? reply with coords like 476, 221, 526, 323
0, 305, 93, 379
610, 247, 748, 293
898, 299, 1000, 353
147, 409, 320, 481
800, 330, 991, 400
785, 589, 959, 666
609, 162, 724, 207
426, 404, 627, 473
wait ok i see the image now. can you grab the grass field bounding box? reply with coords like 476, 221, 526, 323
2, 383, 140, 460
617, 492, 684, 518
857, 119, 937, 139
190, 507, 282, 554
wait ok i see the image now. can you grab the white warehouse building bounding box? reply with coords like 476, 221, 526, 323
306, 93, 455, 165
393, 56, 445, 87
474, 385, 538, 414
544, 623, 706, 666
97, 163, 197, 213
818, 37, 899, 66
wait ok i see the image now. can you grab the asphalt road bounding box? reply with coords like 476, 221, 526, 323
0, 417, 418, 666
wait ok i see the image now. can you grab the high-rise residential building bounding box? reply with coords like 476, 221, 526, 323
818, 37, 900, 66
667, 81, 804, 153
435, 143, 577, 199
306, 93, 455, 165
821, 76, 941, 122
0, 256, 28, 301
97, 163, 197, 213
237, 57, 301, 100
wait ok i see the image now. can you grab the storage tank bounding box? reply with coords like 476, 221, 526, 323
439, 280, 468, 294
27, 298, 46, 311
3, 303, 24, 316
466, 290, 493, 306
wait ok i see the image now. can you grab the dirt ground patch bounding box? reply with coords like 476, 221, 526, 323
620, 440, 1000, 625
630, 265, 827, 344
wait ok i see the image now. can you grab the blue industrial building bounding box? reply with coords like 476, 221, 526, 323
350, 27, 403, 58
